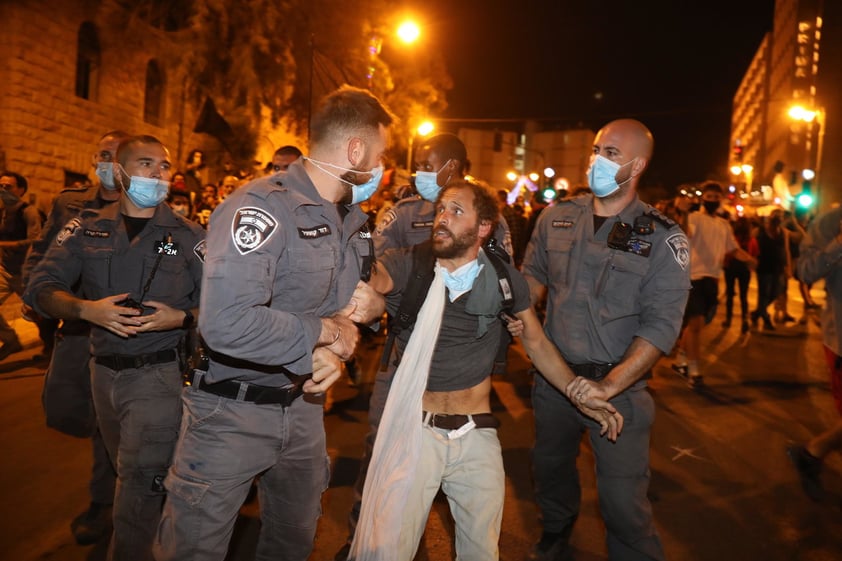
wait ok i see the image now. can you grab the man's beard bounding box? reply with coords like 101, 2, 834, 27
432, 224, 479, 259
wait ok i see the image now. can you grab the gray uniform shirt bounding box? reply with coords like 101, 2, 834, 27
522, 194, 690, 365
199, 160, 371, 387
28, 203, 205, 355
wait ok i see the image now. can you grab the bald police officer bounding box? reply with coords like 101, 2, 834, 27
22, 129, 129, 545
154, 85, 393, 561
28, 135, 205, 561
522, 119, 690, 561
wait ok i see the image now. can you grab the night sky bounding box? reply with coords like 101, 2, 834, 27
414, 0, 776, 190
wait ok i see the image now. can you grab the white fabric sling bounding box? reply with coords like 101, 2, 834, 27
348, 264, 446, 561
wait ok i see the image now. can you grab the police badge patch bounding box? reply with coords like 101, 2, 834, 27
231, 207, 278, 255
193, 240, 207, 263
56, 217, 82, 245
666, 232, 690, 270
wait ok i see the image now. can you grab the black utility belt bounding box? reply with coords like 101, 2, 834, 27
422, 411, 499, 430
568, 362, 615, 381
94, 349, 177, 371
186, 370, 307, 407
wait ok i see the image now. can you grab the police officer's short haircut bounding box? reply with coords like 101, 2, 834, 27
439, 180, 499, 235
99, 130, 131, 143
310, 85, 396, 149
116, 135, 167, 165
701, 181, 723, 194
274, 145, 303, 158
424, 133, 468, 175
0, 171, 27, 193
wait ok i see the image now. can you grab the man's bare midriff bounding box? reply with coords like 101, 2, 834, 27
422, 376, 492, 414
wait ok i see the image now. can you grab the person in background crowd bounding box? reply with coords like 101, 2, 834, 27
522, 119, 690, 561
154, 85, 392, 561
167, 189, 193, 221
22, 130, 130, 546
217, 175, 239, 202
28, 135, 205, 561
751, 210, 791, 331
722, 216, 759, 334
0, 170, 44, 360
673, 181, 755, 388
267, 145, 303, 174
787, 205, 842, 502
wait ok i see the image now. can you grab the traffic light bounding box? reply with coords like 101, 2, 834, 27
732, 144, 744, 163
798, 169, 815, 210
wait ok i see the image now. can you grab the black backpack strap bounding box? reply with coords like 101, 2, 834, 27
379, 240, 436, 369
483, 238, 514, 314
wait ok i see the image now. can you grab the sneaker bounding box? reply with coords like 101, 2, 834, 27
782, 314, 797, 323
70, 502, 112, 545
334, 541, 352, 561
527, 532, 572, 561
688, 375, 704, 389
671, 363, 688, 379
0, 340, 23, 361
786, 445, 824, 501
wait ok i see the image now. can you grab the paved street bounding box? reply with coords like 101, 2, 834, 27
1, 280, 840, 561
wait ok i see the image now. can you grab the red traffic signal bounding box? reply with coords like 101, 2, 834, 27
733, 145, 744, 162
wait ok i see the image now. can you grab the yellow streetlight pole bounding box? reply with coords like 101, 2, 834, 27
788, 104, 826, 206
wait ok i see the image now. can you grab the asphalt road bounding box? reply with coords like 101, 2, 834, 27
0, 280, 840, 561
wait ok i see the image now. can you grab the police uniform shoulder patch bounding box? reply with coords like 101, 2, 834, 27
231, 206, 278, 255
56, 217, 82, 245
552, 219, 574, 229
193, 239, 207, 263
665, 232, 690, 270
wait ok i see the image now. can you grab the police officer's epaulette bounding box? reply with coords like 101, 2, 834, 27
77, 207, 101, 219
646, 208, 678, 229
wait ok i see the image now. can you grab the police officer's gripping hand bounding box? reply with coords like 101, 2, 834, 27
565, 377, 624, 441
79, 293, 143, 338
346, 280, 386, 324
318, 315, 360, 361
134, 301, 188, 333
305, 347, 344, 394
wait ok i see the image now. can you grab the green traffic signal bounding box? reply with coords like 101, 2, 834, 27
797, 192, 814, 209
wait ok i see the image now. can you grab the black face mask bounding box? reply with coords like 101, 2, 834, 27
703, 200, 720, 215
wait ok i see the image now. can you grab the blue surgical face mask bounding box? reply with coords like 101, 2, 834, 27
95, 161, 117, 190
414, 159, 454, 202
587, 154, 635, 198
440, 259, 483, 302
118, 165, 169, 208
304, 156, 383, 204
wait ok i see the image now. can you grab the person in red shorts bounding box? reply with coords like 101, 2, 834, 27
787, 205, 842, 501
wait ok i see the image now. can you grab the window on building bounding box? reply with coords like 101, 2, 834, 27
75, 22, 100, 100
144, 59, 165, 126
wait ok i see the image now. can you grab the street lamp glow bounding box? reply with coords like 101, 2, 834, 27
789, 105, 817, 123
802, 168, 816, 181
741, 164, 753, 174
506, 171, 518, 182
543, 167, 556, 178
417, 120, 434, 137
730, 165, 743, 175
528, 172, 540, 182
396, 21, 420, 44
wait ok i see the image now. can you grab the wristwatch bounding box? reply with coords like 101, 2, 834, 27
182, 309, 195, 329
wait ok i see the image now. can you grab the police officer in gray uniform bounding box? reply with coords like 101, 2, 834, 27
154, 86, 392, 561
522, 119, 690, 561
28, 135, 204, 561
22, 129, 128, 545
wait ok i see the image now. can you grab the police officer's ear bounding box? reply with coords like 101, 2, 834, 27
347, 137, 365, 168
631, 157, 648, 177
